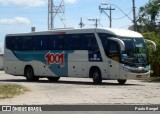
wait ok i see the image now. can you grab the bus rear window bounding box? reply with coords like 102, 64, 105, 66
6, 36, 21, 50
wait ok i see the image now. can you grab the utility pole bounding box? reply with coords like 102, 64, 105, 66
79, 18, 84, 28
109, 6, 115, 28
99, 5, 115, 28
95, 19, 98, 28
132, 0, 137, 31
88, 18, 99, 28
48, 0, 65, 30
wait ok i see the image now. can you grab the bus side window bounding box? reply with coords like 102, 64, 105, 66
64, 33, 98, 51
88, 38, 99, 50
6, 37, 14, 50
34, 36, 48, 50
65, 34, 81, 50
83, 34, 102, 61
99, 33, 116, 56
81, 34, 98, 51
21, 36, 33, 50
109, 43, 119, 55
108, 40, 120, 62
6, 37, 21, 51
49, 35, 64, 50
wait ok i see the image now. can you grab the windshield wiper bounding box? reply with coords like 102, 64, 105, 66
131, 47, 146, 67
132, 53, 138, 64
132, 53, 147, 67
139, 53, 147, 66
132, 41, 139, 65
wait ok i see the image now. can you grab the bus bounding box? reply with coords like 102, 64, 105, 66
4, 28, 156, 84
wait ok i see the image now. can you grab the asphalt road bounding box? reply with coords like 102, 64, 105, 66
0, 71, 160, 105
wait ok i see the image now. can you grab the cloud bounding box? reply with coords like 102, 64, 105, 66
0, 17, 31, 25
0, 0, 77, 7
65, 0, 77, 4
0, 0, 46, 7
54, 0, 77, 4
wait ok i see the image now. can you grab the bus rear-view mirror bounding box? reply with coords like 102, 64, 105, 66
108, 38, 125, 51
145, 39, 156, 52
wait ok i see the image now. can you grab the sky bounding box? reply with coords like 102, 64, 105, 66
0, 0, 149, 52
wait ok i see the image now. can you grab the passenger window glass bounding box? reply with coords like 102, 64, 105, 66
34, 36, 48, 50
109, 43, 119, 54
6, 37, 21, 50
108, 40, 120, 62
49, 35, 64, 50
65, 34, 81, 50
6, 37, 14, 50
64, 33, 98, 50
87, 34, 98, 50
22, 37, 33, 50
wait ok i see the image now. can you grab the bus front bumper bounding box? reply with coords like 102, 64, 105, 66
120, 71, 150, 80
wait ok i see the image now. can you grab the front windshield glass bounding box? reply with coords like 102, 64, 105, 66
99, 33, 149, 67
121, 37, 149, 66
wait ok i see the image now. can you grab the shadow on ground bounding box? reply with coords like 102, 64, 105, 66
0, 78, 144, 86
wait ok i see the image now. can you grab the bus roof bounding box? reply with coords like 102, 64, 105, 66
96, 28, 143, 38
6, 28, 143, 38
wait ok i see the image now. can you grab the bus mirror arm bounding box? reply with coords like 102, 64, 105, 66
145, 39, 156, 52
108, 38, 125, 51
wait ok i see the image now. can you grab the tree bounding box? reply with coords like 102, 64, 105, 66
138, 0, 160, 32
138, 0, 160, 77
143, 32, 160, 76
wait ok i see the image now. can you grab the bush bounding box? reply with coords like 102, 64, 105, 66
143, 32, 160, 77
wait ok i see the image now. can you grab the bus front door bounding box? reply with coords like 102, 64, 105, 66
108, 40, 120, 79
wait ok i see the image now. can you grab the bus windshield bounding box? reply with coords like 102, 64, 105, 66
121, 37, 149, 67
99, 33, 149, 67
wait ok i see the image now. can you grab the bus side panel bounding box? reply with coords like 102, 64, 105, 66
4, 49, 57, 77
4, 49, 24, 75
67, 50, 110, 79
68, 50, 88, 77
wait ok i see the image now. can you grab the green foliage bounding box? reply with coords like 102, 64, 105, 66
138, 0, 160, 77
138, 0, 160, 32
0, 84, 25, 99
143, 32, 160, 76
149, 77, 160, 82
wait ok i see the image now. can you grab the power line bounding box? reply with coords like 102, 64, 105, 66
119, 25, 130, 28
98, 21, 104, 27
112, 10, 132, 20
99, 5, 115, 28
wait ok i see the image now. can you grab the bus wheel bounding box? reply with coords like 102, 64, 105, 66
92, 69, 102, 84
24, 67, 39, 81
47, 77, 60, 82
117, 79, 127, 85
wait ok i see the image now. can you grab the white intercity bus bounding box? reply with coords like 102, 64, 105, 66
4, 28, 156, 84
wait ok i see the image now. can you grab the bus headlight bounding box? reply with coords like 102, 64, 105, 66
130, 67, 149, 73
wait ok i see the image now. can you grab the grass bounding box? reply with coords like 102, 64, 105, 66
0, 84, 26, 99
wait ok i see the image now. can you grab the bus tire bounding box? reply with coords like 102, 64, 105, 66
91, 68, 102, 84
24, 66, 39, 81
47, 77, 60, 82
117, 79, 127, 85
